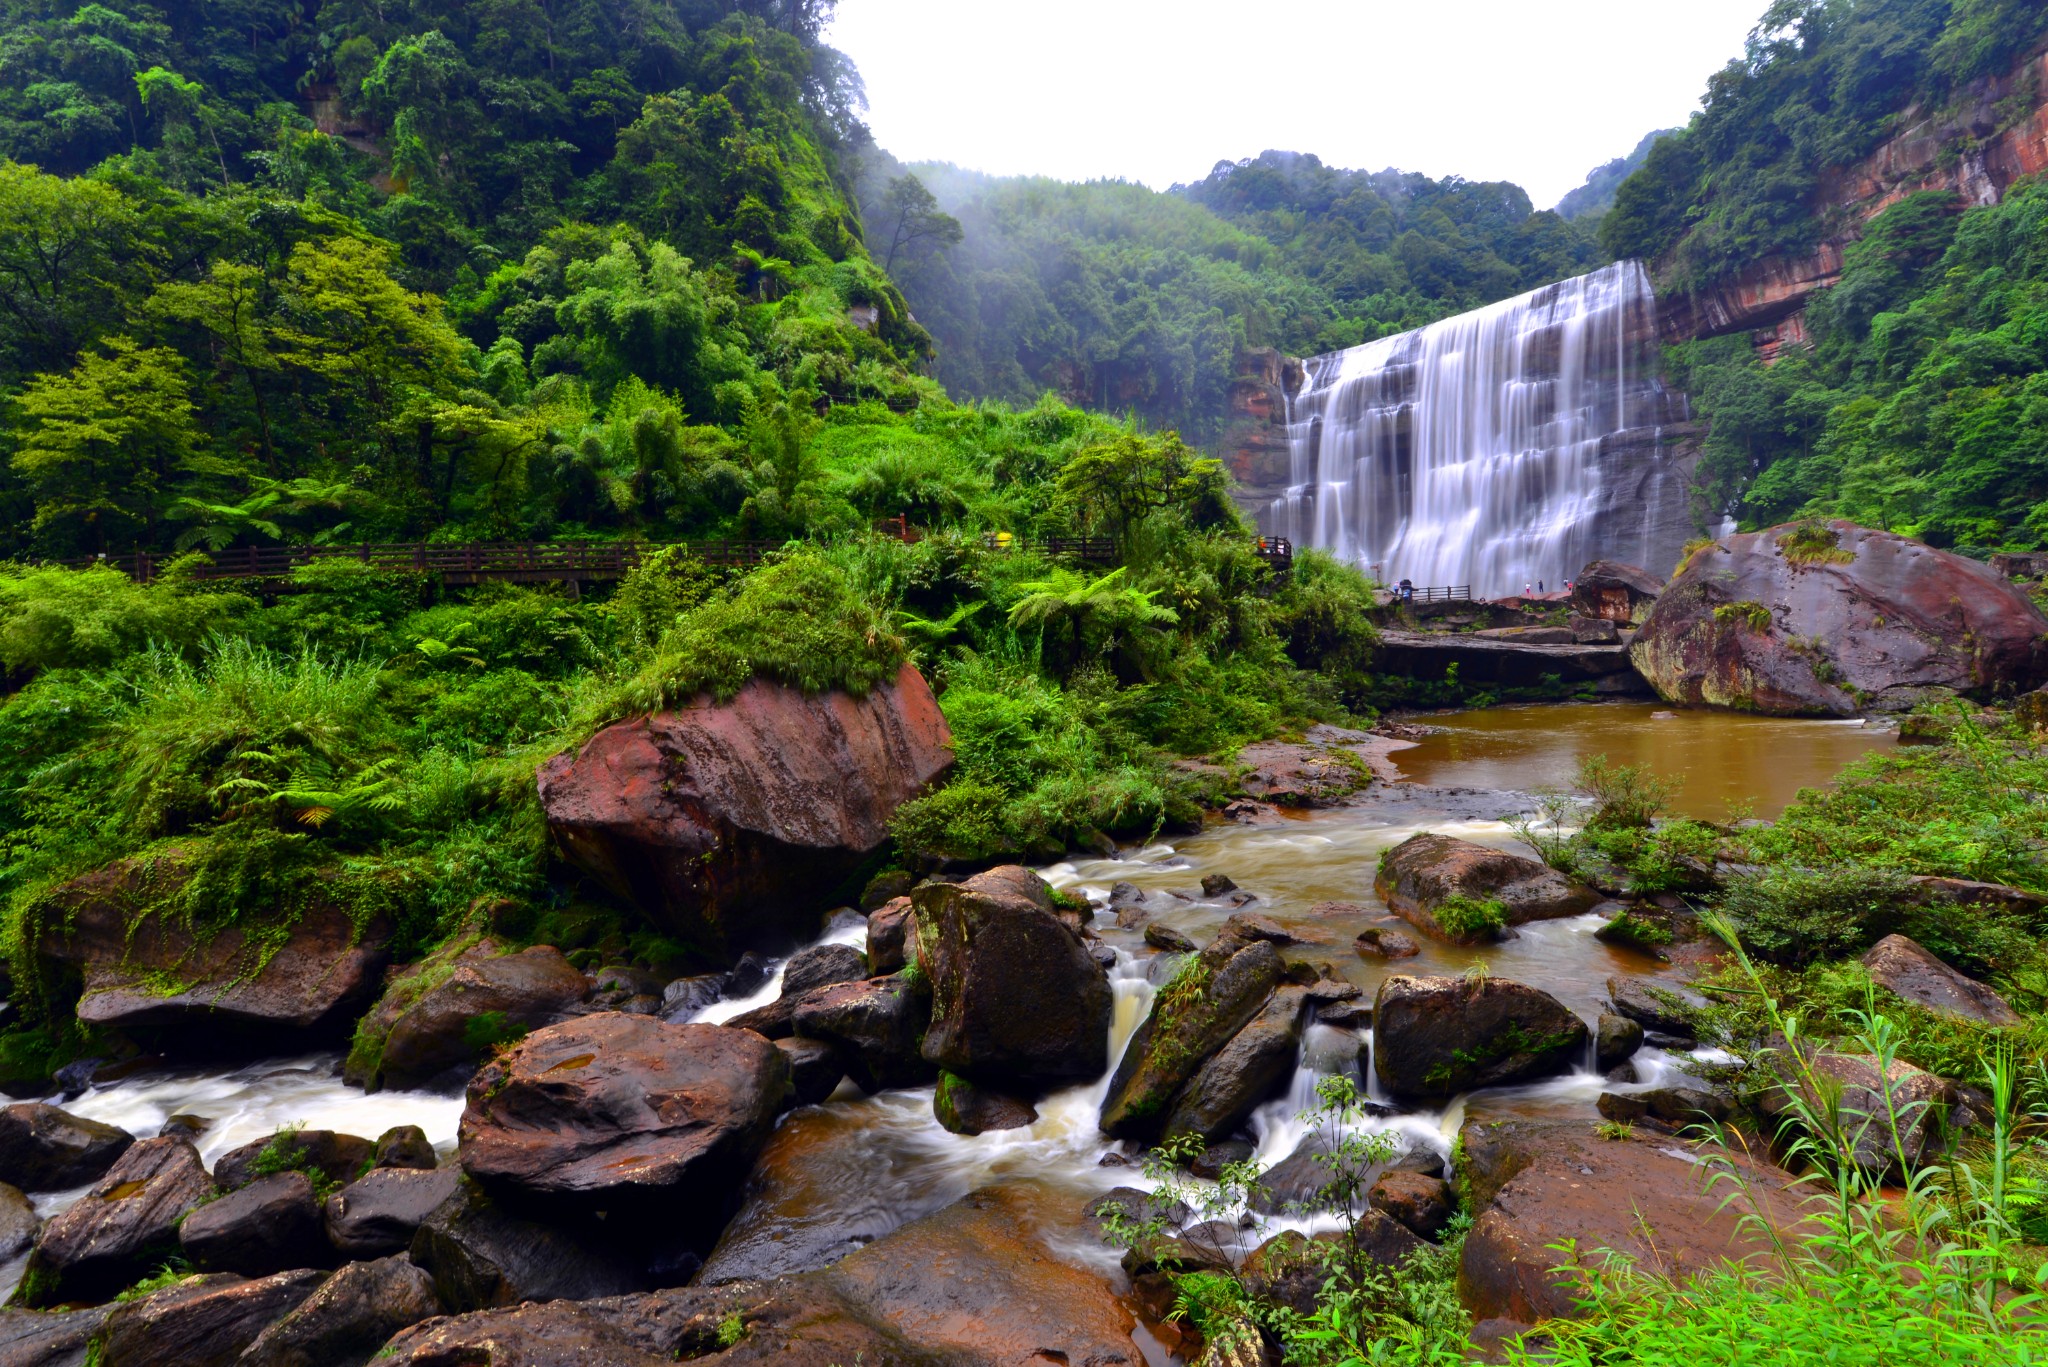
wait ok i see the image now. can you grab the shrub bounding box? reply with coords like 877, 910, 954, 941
1576, 755, 1678, 830
889, 780, 1012, 863
1433, 895, 1508, 939
0, 562, 247, 672
588, 549, 905, 725
1778, 520, 1856, 566
1719, 865, 1914, 966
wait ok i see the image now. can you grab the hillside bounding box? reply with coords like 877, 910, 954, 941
858, 149, 1605, 441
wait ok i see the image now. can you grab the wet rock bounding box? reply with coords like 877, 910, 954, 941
0, 1183, 35, 1263
325, 1164, 462, 1259
914, 866, 1112, 1090
1756, 1045, 1956, 1177
1597, 1087, 1734, 1134
1235, 740, 1370, 806
1594, 1012, 1644, 1070
459, 1015, 787, 1228
33, 853, 388, 1045
1250, 1136, 1440, 1216
178, 1172, 327, 1277
782, 943, 867, 999
159, 1114, 208, 1141
0, 1303, 111, 1364
1144, 922, 1197, 953
18, 1136, 217, 1306
374, 1297, 677, 1366
724, 952, 773, 999
1355, 926, 1421, 959
372, 1125, 438, 1172
863, 897, 914, 974
657, 974, 726, 1022
588, 964, 666, 1011
1189, 1139, 1257, 1180
350, 941, 590, 1091
537, 664, 954, 958
723, 995, 794, 1040
860, 870, 917, 913
213, 1130, 374, 1193
0, 1104, 133, 1192
1376, 834, 1601, 939
1222, 798, 1283, 825
1457, 1118, 1811, 1323
933, 1073, 1038, 1135
1370, 1171, 1453, 1239
1374, 975, 1588, 1101
408, 1174, 648, 1312
94, 1269, 325, 1367
695, 1111, 900, 1284
1121, 1220, 1241, 1277
1606, 975, 1703, 1035
1568, 616, 1621, 644
1630, 522, 2048, 715
1161, 988, 1309, 1142
1082, 1187, 1192, 1242
1237, 1230, 1340, 1317
1201, 874, 1239, 897
1571, 561, 1664, 624
791, 975, 934, 1093
1860, 934, 2022, 1027
1098, 919, 1284, 1140
1317, 998, 1373, 1027
239, 1254, 441, 1367
774, 1035, 844, 1107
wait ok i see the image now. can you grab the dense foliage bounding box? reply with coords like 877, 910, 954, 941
862, 151, 1601, 441
1674, 181, 2048, 550
1601, 0, 2048, 291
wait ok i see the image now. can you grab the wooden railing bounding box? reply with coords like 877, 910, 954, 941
1399, 585, 1472, 603
51, 530, 1296, 586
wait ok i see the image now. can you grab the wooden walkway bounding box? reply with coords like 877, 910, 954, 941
59, 535, 1293, 587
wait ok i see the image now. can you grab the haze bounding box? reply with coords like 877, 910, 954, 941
829, 0, 1765, 207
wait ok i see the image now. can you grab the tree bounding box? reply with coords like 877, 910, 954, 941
12, 337, 204, 551
1007, 566, 1178, 680
879, 174, 961, 272
0, 162, 147, 383
1054, 431, 1233, 543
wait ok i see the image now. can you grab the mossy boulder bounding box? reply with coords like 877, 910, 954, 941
16, 1136, 218, 1307
345, 939, 589, 1092
1631, 521, 2048, 715
1373, 975, 1588, 1101
1375, 833, 1601, 942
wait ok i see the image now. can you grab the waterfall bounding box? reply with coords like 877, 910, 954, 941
1271, 261, 1688, 599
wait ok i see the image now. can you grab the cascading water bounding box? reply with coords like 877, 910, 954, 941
1271, 260, 1690, 598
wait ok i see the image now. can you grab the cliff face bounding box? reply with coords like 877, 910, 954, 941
1213, 347, 1301, 517
1660, 47, 2048, 346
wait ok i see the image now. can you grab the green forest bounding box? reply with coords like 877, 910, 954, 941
7, 1, 2048, 1365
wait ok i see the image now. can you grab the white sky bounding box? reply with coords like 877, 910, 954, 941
827, 0, 1766, 208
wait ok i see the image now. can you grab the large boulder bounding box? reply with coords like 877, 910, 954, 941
91, 1269, 326, 1367
0, 1104, 133, 1192
1374, 976, 1589, 1100
537, 664, 953, 958
31, 852, 387, 1043
346, 940, 590, 1091
1571, 561, 1664, 624
239, 1255, 442, 1367
1756, 1044, 1956, 1178
177, 1172, 328, 1277
458, 1014, 787, 1234
932, 1073, 1038, 1136
1860, 934, 2023, 1027
212, 1129, 375, 1193
325, 1165, 463, 1259
383, 1185, 1143, 1366
1160, 987, 1310, 1142
0, 1183, 36, 1262
864, 896, 915, 974
1457, 1118, 1811, 1323
1631, 521, 2048, 715
1376, 833, 1601, 940
407, 1174, 648, 1312
0, 1303, 111, 1364
914, 866, 1112, 1090
1099, 916, 1285, 1140
790, 976, 934, 1094
695, 1109, 905, 1285
17, 1137, 217, 1307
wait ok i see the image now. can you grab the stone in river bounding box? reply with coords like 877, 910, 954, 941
1373, 975, 1588, 1101
17, 1136, 218, 1306
0, 1103, 134, 1192
179, 1172, 329, 1277
92, 1269, 326, 1367
239, 1254, 442, 1367
913, 866, 1112, 1090
1376, 833, 1601, 941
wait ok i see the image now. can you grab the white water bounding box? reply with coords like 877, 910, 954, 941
1274, 260, 1670, 598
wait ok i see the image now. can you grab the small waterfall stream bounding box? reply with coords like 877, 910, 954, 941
1272, 261, 1687, 597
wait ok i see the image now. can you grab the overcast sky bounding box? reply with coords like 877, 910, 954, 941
827, 1, 1766, 209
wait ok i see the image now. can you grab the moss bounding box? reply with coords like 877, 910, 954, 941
1422, 1021, 1582, 1090
1713, 600, 1773, 632
1431, 895, 1508, 940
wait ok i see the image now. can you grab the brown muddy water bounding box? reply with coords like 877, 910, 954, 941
1394, 701, 1895, 820
23, 703, 1895, 1352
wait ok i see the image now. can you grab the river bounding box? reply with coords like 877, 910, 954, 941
9, 704, 1896, 1320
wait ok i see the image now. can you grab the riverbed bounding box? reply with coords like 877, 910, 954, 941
12, 703, 1895, 1320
